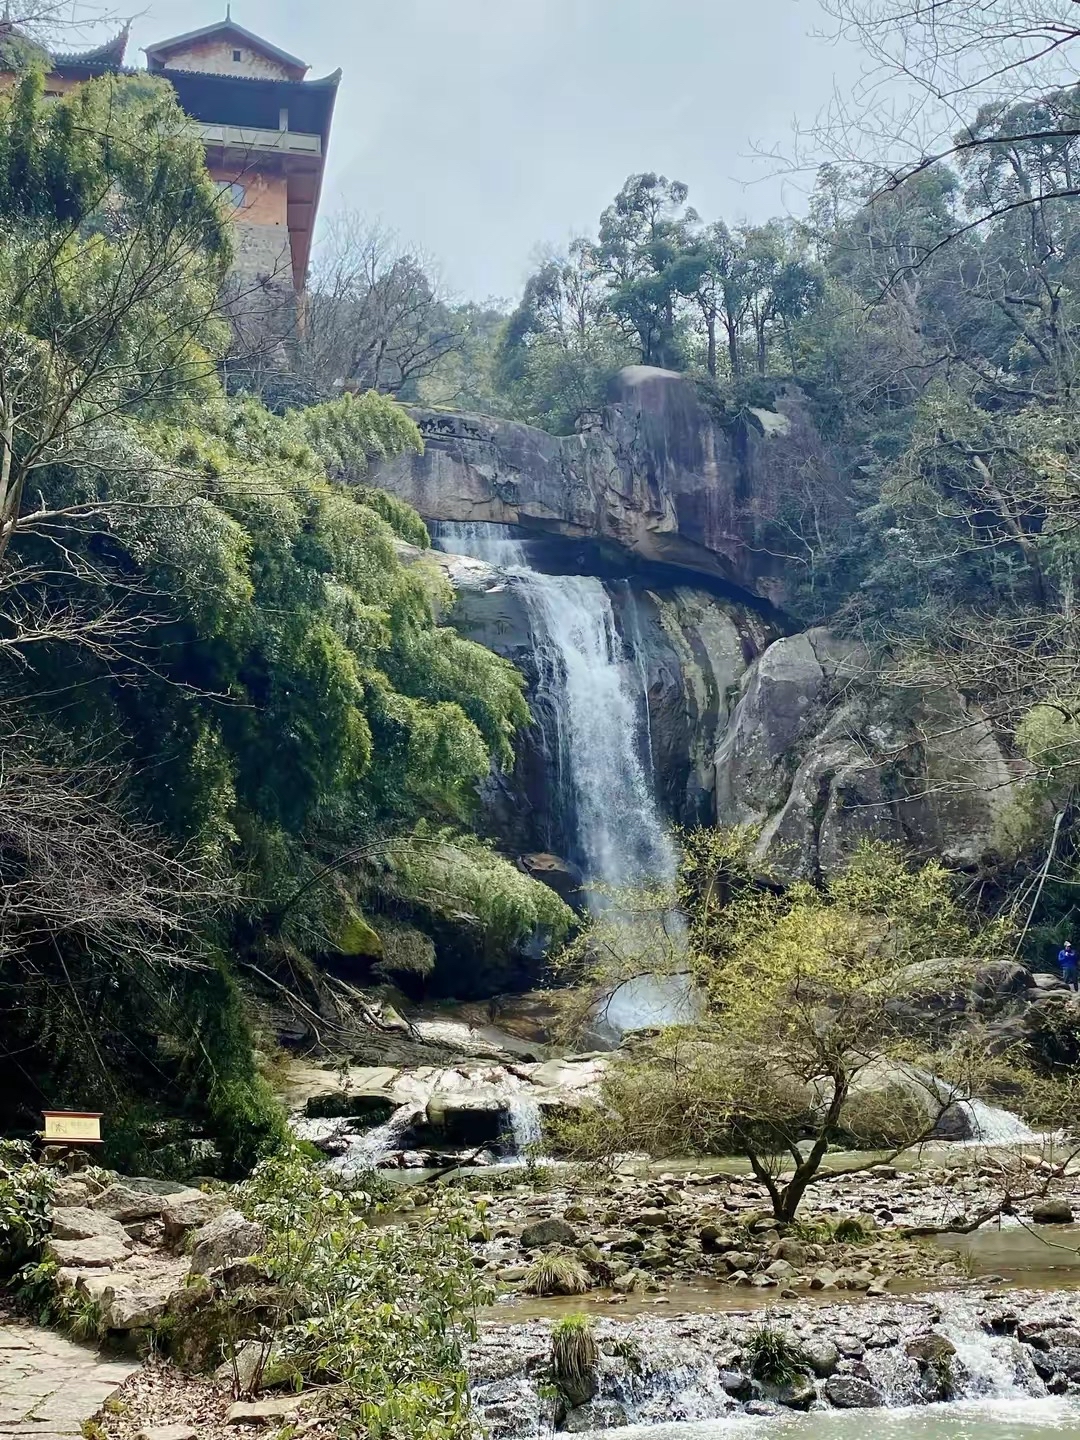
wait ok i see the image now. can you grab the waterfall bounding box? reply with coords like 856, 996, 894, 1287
433, 522, 676, 902
331, 1103, 420, 1175
505, 1095, 544, 1156
469, 1294, 1054, 1438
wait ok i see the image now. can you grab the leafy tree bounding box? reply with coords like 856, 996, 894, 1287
565, 832, 1012, 1222
0, 69, 563, 1169
595, 172, 699, 368
495, 240, 633, 431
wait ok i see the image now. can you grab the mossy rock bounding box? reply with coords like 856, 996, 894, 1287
158, 1276, 290, 1373
335, 909, 382, 958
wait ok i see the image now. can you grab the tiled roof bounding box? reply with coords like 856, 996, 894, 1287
157, 65, 341, 89
52, 24, 130, 68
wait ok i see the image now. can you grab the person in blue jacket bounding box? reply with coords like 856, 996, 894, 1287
1060, 939, 1078, 991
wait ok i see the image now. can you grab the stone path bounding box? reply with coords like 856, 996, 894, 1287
0, 1321, 139, 1439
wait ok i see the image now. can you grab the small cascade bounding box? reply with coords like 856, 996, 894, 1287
331, 1103, 421, 1175
469, 1297, 1058, 1438
960, 1097, 1042, 1146
504, 1095, 544, 1156
944, 1315, 1045, 1403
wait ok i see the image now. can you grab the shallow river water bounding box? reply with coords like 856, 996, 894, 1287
581, 1401, 1080, 1438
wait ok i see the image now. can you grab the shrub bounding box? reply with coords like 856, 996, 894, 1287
832, 1216, 870, 1244
523, 1254, 590, 1297
840, 1085, 931, 1150
221, 1143, 490, 1439
0, 1143, 56, 1276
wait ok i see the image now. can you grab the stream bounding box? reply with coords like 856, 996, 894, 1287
574, 1404, 1080, 1437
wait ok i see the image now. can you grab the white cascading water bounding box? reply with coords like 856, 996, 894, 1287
435, 522, 677, 898
505, 1095, 544, 1156
435, 522, 692, 1038
331, 1102, 421, 1174
960, 1097, 1041, 1145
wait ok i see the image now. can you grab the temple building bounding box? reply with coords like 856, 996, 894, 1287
0, 17, 340, 296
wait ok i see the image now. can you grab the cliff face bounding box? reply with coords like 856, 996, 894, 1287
373, 367, 833, 610
384, 375, 1018, 888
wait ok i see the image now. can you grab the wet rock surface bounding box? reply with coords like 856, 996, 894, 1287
467, 1289, 1075, 1434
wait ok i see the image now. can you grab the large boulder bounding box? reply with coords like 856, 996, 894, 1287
188, 1210, 265, 1276
371, 371, 831, 607
825, 1376, 885, 1408
714, 630, 1019, 880
91, 1182, 201, 1223
425, 1093, 506, 1147
162, 1193, 232, 1250
51, 1207, 131, 1247
46, 1235, 130, 1268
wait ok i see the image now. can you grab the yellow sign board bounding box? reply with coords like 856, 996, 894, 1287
42, 1112, 103, 1144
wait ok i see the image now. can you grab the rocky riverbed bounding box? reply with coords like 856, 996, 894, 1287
468, 1288, 1080, 1436
443, 1160, 1080, 1302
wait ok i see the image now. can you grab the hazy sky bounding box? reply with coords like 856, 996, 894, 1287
125, 1, 868, 304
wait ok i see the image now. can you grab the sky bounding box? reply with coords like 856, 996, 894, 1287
123, 0, 870, 305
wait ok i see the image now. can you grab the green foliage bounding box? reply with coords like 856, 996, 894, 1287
523, 1253, 590, 1297
0, 1143, 55, 1274
231, 1145, 490, 1439
745, 1325, 807, 1386
568, 831, 1011, 1219
832, 1217, 871, 1244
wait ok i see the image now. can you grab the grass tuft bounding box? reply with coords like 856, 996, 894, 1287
745, 1323, 806, 1386
524, 1253, 590, 1297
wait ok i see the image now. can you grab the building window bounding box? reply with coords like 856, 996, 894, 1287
232, 48, 242, 61
215, 181, 246, 210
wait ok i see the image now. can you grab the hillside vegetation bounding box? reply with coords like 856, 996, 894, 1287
0, 68, 570, 1172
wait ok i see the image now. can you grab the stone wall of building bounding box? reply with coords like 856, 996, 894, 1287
207, 166, 288, 228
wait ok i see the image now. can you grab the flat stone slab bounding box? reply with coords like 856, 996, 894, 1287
0, 1321, 139, 1437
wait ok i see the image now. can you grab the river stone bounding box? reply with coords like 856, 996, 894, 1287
700, 1225, 739, 1253
632, 1208, 670, 1230
809, 1270, 839, 1291
905, 1332, 957, 1366
775, 1374, 816, 1410
1031, 1198, 1074, 1225
765, 1259, 796, 1280
724, 1252, 758, 1273
1046, 1346, 1080, 1380
801, 1338, 839, 1377
51, 1207, 131, 1245
564, 1401, 628, 1433
520, 1217, 579, 1248
189, 1210, 265, 1275
825, 1376, 885, 1408
719, 1370, 754, 1402
771, 1239, 808, 1266
834, 1335, 865, 1359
